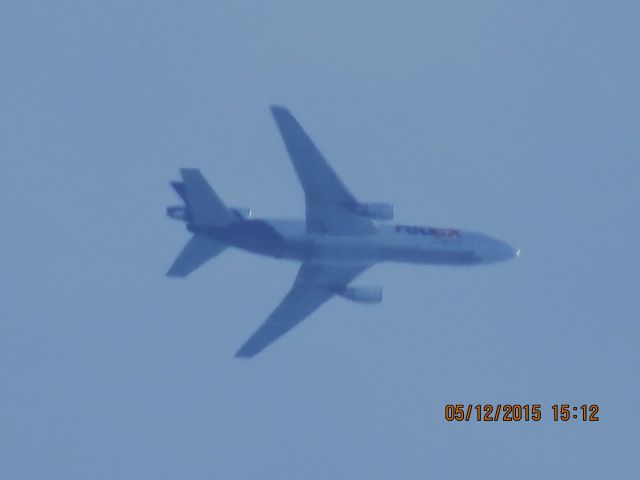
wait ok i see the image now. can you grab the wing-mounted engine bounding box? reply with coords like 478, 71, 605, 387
340, 285, 383, 304
354, 203, 394, 221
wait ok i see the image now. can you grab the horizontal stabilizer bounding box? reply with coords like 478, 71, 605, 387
170, 181, 187, 202
180, 168, 232, 227
166, 235, 226, 277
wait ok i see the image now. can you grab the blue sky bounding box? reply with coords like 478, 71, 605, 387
1, 1, 638, 478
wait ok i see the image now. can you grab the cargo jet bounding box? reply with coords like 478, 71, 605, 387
166, 106, 519, 358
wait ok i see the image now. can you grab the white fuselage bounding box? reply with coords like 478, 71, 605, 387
201, 218, 518, 266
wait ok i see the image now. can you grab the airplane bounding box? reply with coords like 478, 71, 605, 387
166, 106, 520, 358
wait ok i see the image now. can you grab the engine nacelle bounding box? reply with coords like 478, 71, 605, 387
340, 286, 383, 304
355, 203, 394, 221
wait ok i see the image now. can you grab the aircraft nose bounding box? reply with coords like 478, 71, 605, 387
490, 240, 519, 262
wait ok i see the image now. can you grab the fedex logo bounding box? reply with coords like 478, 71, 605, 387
394, 225, 461, 237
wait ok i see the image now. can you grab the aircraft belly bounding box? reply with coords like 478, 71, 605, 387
229, 223, 483, 265
313, 245, 380, 262
307, 235, 381, 263
385, 247, 482, 265
375, 227, 483, 265
223, 220, 291, 259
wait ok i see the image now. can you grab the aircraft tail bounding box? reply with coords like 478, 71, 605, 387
165, 169, 233, 277
166, 234, 227, 277
173, 168, 233, 227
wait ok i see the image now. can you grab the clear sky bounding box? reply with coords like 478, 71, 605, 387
1, 1, 638, 478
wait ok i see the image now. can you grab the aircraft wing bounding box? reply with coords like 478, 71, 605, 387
235, 261, 371, 358
270, 106, 376, 235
